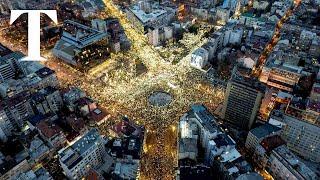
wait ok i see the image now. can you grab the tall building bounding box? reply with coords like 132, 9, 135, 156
58, 128, 105, 179
222, 66, 265, 130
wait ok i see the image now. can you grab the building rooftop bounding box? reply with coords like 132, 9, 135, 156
231, 66, 266, 92
29, 136, 49, 161
190, 104, 218, 133
192, 48, 208, 57
220, 146, 241, 163
63, 87, 86, 104
110, 118, 144, 138
35, 67, 55, 79
114, 161, 139, 179
179, 138, 198, 154
128, 5, 167, 24
272, 145, 317, 180
71, 128, 101, 155
179, 165, 214, 180
36, 121, 63, 139
58, 128, 102, 170
61, 20, 108, 49
236, 172, 263, 180
214, 134, 236, 148
66, 115, 85, 132
31, 86, 59, 102
0, 51, 24, 65
307, 99, 320, 113
260, 135, 286, 153
250, 124, 281, 139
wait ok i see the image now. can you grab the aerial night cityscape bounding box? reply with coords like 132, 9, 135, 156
0, 0, 319, 179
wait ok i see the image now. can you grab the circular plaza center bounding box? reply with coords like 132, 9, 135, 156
148, 91, 173, 107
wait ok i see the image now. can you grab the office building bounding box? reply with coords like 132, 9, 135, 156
222, 66, 265, 130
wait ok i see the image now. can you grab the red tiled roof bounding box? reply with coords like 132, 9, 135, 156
36, 121, 63, 139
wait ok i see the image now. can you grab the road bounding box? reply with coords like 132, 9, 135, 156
253, 0, 301, 77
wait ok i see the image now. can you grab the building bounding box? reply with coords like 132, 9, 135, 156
269, 145, 317, 180
236, 172, 263, 180
28, 136, 50, 162
15, 166, 53, 180
216, 7, 230, 25
0, 107, 14, 141
31, 87, 63, 115
147, 27, 159, 46
0, 79, 26, 98
0, 51, 25, 83
33, 67, 59, 89
91, 19, 108, 33
179, 138, 198, 161
53, 20, 109, 68
58, 128, 105, 179
36, 121, 66, 149
179, 105, 220, 163
0, 43, 13, 57
112, 160, 139, 180
188, 105, 220, 149
179, 105, 253, 179
75, 97, 97, 116
223, 28, 244, 46
270, 111, 320, 162
221, 66, 265, 130
0, 159, 31, 180
126, 2, 175, 33
0, 92, 34, 130
253, 135, 286, 169
190, 48, 209, 69
261, 66, 302, 92
245, 124, 282, 153
63, 87, 87, 112
239, 12, 266, 27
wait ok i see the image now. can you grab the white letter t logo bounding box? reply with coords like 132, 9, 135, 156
10, 10, 58, 61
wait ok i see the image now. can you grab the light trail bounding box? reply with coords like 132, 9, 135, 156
253, 0, 301, 77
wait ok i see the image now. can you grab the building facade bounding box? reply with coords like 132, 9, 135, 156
58, 128, 105, 179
